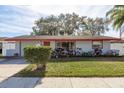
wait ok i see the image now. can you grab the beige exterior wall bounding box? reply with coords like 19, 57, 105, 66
2, 41, 18, 56
76, 41, 111, 52
2, 41, 42, 56
111, 43, 124, 55
50, 41, 55, 50
20, 41, 41, 56
3, 40, 111, 56
103, 41, 111, 52
76, 41, 92, 52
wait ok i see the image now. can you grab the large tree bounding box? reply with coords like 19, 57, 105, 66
31, 15, 58, 35
32, 13, 81, 36
78, 17, 109, 36
106, 5, 124, 38
32, 13, 109, 36
57, 13, 80, 35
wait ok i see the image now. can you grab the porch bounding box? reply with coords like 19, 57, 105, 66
52, 41, 119, 58
2, 40, 119, 57
3, 35, 121, 57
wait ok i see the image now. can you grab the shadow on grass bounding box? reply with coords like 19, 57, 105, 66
14, 64, 46, 77
14, 70, 46, 77
50, 56, 124, 62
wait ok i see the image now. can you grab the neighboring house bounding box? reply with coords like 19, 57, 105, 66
111, 40, 124, 56
3, 35, 120, 56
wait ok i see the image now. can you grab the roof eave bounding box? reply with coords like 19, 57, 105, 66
4, 38, 121, 41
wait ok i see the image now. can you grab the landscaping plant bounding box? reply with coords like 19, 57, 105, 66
24, 46, 51, 71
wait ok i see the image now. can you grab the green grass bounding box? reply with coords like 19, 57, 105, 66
15, 61, 124, 77
0, 53, 3, 58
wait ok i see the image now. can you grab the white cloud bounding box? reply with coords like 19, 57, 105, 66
24, 5, 79, 15
18, 5, 113, 17
0, 23, 31, 33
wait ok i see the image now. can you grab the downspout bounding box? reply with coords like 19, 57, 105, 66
19, 41, 21, 56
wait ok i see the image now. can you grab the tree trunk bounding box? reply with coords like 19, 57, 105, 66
98, 31, 100, 36
36, 64, 46, 71
120, 29, 122, 39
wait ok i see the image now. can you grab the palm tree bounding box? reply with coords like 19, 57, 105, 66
106, 5, 124, 38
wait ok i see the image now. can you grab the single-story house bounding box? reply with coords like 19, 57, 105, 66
111, 40, 124, 56
2, 35, 120, 56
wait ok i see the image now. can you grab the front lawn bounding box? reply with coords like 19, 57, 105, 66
15, 60, 124, 77
0, 53, 3, 58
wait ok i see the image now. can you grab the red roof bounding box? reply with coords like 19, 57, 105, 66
0, 37, 7, 41
111, 40, 124, 43
4, 35, 121, 41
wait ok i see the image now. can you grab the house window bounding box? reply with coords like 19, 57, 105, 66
0, 43, 2, 49
44, 42, 50, 46
6, 42, 16, 49
56, 42, 61, 48
92, 41, 103, 49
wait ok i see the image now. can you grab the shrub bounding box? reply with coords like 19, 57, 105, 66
82, 51, 93, 57
24, 46, 51, 71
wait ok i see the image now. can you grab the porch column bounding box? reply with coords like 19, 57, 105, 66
19, 41, 21, 56
69, 42, 71, 50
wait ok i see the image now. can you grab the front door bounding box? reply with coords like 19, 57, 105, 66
62, 42, 69, 50
56, 42, 75, 50
44, 42, 50, 46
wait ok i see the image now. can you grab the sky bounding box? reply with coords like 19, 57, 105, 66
0, 5, 121, 37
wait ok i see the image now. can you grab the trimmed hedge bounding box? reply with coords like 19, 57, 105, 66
24, 46, 51, 64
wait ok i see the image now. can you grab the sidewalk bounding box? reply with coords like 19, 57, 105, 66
1, 77, 124, 88
35, 77, 124, 88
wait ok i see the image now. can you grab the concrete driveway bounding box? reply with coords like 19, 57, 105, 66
0, 58, 28, 83
0, 58, 27, 64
